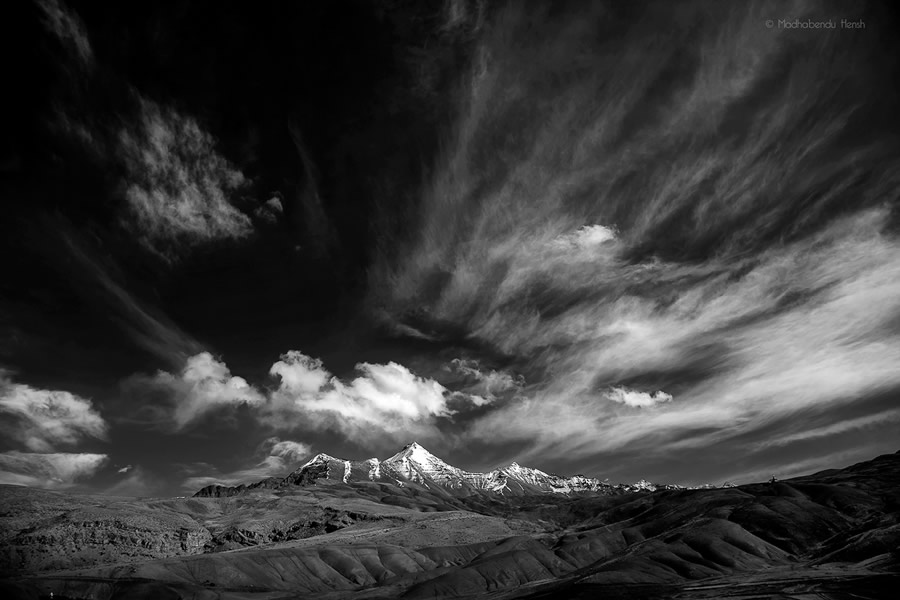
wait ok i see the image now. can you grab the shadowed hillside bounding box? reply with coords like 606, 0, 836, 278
1, 450, 897, 599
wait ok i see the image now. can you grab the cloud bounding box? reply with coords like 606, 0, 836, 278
447, 358, 523, 404
605, 387, 673, 408
117, 99, 253, 260
105, 466, 160, 496
35, 0, 93, 67
0, 451, 108, 489
368, 2, 900, 477
267, 438, 312, 462
128, 352, 265, 430
253, 197, 284, 225
181, 436, 311, 490
549, 225, 617, 251
61, 228, 204, 366
117, 465, 133, 474
128, 350, 477, 446
269, 351, 331, 395
267, 352, 457, 442
0, 373, 107, 452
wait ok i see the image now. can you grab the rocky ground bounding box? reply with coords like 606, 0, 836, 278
1, 451, 898, 599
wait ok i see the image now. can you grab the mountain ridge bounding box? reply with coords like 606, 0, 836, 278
194, 441, 705, 498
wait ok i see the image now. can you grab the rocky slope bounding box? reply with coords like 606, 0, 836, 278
2, 450, 897, 599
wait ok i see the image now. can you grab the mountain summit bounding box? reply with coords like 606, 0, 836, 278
193, 442, 687, 498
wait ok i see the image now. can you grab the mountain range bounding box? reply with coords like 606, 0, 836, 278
1, 449, 897, 599
194, 442, 697, 498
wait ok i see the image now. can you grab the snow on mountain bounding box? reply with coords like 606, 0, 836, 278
197, 441, 697, 497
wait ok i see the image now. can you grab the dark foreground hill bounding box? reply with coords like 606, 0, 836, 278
1, 451, 898, 599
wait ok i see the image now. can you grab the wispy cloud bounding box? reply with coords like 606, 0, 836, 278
35, 0, 93, 67
62, 228, 204, 366
446, 358, 523, 405
181, 436, 311, 490
0, 451, 108, 489
105, 466, 160, 496
0, 372, 107, 452
118, 99, 253, 260
369, 1, 900, 476
125, 352, 265, 431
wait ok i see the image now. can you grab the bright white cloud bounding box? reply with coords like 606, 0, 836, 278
267, 353, 456, 442
118, 99, 252, 259
133, 352, 265, 430
129, 350, 466, 444
0, 374, 107, 452
605, 387, 673, 408
369, 1, 900, 475
464, 208, 900, 465
269, 351, 330, 395
550, 225, 617, 251
0, 451, 108, 489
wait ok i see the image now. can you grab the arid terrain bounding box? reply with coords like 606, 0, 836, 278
1, 449, 898, 599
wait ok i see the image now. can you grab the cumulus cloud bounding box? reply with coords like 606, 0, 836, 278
118, 99, 253, 260
127, 350, 468, 443
0, 451, 108, 489
0, 374, 107, 452
181, 436, 311, 490
128, 352, 265, 430
605, 387, 673, 408
269, 351, 331, 395
267, 352, 456, 442
36, 0, 93, 67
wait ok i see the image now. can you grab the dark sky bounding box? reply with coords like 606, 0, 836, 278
2, 0, 899, 496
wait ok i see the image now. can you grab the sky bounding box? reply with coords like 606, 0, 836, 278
2, 0, 899, 496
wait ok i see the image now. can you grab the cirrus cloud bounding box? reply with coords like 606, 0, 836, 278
118, 99, 253, 260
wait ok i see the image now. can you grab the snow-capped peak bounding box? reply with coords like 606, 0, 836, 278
383, 442, 462, 484
301, 452, 339, 468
